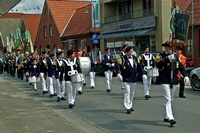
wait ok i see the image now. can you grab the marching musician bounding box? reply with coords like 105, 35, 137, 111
17, 51, 24, 80
155, 41, 189, 126
138, 46, 156, 100
39, 51, 49, 94
175, 46, 187, 98
102, 48, 115, 93
56, 51, 66, 102
23, 52, 30, 82
118, 44, 127, 90
29, 58, 39, 91
47, 53, 58, 97
76, 50, 84, 95
61, 50, 82, 108
116, 46, 144, 114
8, 52, 15, 77
89, 47, 101, 89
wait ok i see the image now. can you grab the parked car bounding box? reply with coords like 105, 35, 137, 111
190, 67, 200, 91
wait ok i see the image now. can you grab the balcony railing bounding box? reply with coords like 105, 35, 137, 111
104, 8, 154, 24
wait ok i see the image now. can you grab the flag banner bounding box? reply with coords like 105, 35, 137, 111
175, 13, 191, 46
92, 0, 100, 28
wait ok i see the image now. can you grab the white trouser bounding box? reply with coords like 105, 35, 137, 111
60, 80, 65, 98
47, 77, 56, 95
124, 82, 136, 110
89, 72, 95, 87
162, 84, 176, 120
104, 70, 113, 90
143, 75, 152, 96
40, 73, 47, 91
77, 82, 83, 92
66, 81, 77, 105
33, 82, 37, 90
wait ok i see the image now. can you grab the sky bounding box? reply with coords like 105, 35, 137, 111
9, 0, 45, 14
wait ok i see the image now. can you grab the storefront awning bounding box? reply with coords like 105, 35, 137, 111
100, 28, 155, 39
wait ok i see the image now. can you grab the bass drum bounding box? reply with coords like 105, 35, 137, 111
79, 57, 91, 74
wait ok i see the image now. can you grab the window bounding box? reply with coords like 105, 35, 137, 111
44, 26, 47, 37
49, 25, 52, 37
119, 2, 129, 15
186, 30, 192, 53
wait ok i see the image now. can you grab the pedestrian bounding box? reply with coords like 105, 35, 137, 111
138, 45, 156, 100
117, 46, 144, 114
47, 53, 57, 97
89, 46, 101, 89
61, 50, 82, 108
39, 51, 49, 94
156, 41, 189, 126
176, 46, 187, 98
56, 51, 66, 102
29, 58, 39, 91
102, 48, 115, 93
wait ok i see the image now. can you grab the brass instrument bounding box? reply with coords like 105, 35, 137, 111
18, 61, 24, 70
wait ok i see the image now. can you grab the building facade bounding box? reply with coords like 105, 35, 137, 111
100, 0, 172, 55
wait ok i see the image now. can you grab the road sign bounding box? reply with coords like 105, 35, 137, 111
92, 34, 98, 44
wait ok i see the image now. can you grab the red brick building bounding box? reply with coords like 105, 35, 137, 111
61, 4, 100, 54
35, 0, 90, 54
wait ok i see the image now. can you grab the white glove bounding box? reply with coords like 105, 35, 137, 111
168, 54, 175, 61
142, 75, 147, 80
106, 63, 110, 66
184, 76, 190, 83
95, 61, 97, 64
59, 72, 61, 76
117, 73, 123, 81
111, 63, 115, 66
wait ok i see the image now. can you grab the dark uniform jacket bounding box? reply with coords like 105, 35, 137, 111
102, 54, 115, 72
60, 58, 82, 81
156, 51, 187, 84
47, 59, 58, 78
29, 64, 39, 77
120, 55, 144, 83
39, 56, 49, 74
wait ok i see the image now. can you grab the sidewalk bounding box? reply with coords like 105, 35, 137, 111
0, 73, 109, 133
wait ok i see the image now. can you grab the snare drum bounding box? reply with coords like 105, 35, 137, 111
146, 68, 159, 77
79, 57, 91, 74
71, 73, 84, 83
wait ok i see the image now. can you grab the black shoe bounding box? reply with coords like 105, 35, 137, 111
169, 120, 177, 126
57, 97, 60, 102
127, 109, 131, 114
83, 83, 86, 86
131, 108, 134, 111
50, 94, 53, 97
61, 97, 66, 100
122, 87, 125, 90
78, 91, 82, 95
148, 95, 151, 98
69, 104, 74, 108
145, 95, 149, 100
91, 86, 94, 89
42, 91, 48, 94
53, 93, 57, 96
34, 89, 37, 91
179, 95, 186, 98
29, 83, 32, 86
107, 89, 111, 93
164, 119, 170, 122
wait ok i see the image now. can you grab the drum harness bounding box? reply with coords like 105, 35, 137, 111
63, 58, 78, 76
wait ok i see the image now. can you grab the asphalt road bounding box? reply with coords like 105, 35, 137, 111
0, 73, 200, 133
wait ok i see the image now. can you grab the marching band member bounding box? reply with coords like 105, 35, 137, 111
102, 48, 115, 93
76, 50, 84, 94
138, 46, 156, 100
116, 46, 144, 114
29, 59, 39, 91
39, 51, 49, 94
56, 51, 66, 102
47, 53, 57, 97
155, 41, 189, 126
89, 46, 101, 89
61, 50, 82, 108
23, 52, 30, 82
118, 44, 127, 90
